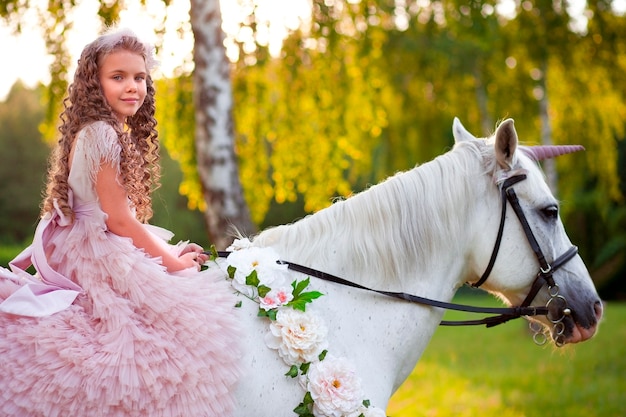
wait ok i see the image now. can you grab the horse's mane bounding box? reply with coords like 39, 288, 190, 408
253, 139, 498, 287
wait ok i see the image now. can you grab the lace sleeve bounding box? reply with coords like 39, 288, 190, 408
76, 121, 122, 183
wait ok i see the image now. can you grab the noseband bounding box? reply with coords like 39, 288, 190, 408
212, 174, 579, 346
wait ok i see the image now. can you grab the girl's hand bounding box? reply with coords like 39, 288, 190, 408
178, 251, 202, 271
180, 243, 209, 265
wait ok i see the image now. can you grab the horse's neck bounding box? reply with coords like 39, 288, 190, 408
256, 151, 479, 300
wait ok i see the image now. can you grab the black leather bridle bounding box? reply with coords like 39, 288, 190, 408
214, 174, 579, 332
462, 173, 578, 327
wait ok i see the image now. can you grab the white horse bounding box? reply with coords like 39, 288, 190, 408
227, 118, 603, 416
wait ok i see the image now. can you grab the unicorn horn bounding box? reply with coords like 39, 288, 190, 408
523, 145, 585, 161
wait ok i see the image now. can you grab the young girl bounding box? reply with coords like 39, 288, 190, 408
0, 27, 241, 416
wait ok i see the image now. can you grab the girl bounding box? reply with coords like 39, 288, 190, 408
0, 27, 241, 416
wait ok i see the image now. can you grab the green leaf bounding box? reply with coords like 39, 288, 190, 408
293, 392, 314, 416
299, 291, 324, 303
207, 244, 218, 261
234, 300, 242, 308
227, 265, 236, 279
291, 278, 310, 297
293, 403, 313, 417
257, 284, 271, 298
257, 308, 277, 320
289, 299, 307, 312
318, 350, 327, 361
285, 365, 299, 378
267, 309, 278, 321
362, 399, 371, 407
288, 290, 324, 312
245, 270, 260, 287
299, 362, 310, 374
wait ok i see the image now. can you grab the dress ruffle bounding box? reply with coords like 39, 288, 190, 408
0, 213, 242, 416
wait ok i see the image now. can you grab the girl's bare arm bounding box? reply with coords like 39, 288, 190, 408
95, 163, 198, 272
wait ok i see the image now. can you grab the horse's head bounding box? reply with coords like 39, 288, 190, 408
454, 118, 603, 346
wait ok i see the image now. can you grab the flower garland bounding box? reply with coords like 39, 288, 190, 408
210, 238, 387, 417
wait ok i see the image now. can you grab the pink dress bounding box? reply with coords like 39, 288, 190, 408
0, 122, 241, 417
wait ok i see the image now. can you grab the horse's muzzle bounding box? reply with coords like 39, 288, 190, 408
556, 299, 603, 344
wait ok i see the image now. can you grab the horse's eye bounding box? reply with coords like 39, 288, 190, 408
541, 205, 559, 220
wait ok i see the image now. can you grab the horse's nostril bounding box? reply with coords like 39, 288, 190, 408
594, 301, 604, 322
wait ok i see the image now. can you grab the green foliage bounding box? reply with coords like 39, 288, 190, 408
151, 146, 210, 247
0, 83, 48, 244
230, 0, 626, 226
153, 77, 205, 211
387, 292, 625, 416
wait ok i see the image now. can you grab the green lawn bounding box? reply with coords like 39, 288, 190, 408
387, 293, 625, 417
0, 244, 24, 266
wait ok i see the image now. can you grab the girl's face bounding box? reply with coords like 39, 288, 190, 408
99, 50, 148, 124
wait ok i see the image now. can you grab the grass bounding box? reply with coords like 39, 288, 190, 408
0, 244, 25, 266
387, 292, 625, 417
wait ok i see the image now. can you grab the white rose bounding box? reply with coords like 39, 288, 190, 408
226, 247, 289, 296
305, 355, 363, 417
264, 309, 328, 365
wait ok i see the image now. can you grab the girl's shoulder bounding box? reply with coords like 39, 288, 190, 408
78, 121, 118, 143
76, 121, 122, 168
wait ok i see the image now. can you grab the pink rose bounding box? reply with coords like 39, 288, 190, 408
259, 287, 294, 311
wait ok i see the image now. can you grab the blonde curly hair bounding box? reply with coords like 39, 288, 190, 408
42, 27, 160, 223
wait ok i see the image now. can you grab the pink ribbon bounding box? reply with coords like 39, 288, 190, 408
0, 203, 84, 317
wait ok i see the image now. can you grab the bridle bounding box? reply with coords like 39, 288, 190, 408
469, 173, 579, 346
213, 174, 579, 346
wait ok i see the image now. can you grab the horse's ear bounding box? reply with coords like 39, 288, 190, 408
494, 119, 518, 169
452, 117, 476, 142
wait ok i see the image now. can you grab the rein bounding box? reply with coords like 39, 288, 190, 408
216, 251, 548, 328
213, 174, 579, 340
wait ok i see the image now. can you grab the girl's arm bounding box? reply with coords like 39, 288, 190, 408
95, 163, 199, 272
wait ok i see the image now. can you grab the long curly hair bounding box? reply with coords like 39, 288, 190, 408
42, 27, 160, 223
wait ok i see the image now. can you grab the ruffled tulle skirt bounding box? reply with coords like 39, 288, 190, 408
0, 216, 242, 417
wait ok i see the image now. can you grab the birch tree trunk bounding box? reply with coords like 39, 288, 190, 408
538, 59, 557, 194
189, 0, 256, 249
473, 62, 493, 137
